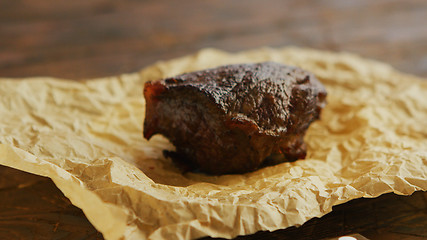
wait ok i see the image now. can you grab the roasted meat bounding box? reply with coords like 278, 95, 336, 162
143, 62, 327, 174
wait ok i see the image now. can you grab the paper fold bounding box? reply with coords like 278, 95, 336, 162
0, 47, 426, 240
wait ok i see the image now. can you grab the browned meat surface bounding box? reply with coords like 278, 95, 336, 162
143, 62, 327, 174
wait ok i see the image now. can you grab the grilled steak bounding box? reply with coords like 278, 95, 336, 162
143, 62, 327, 174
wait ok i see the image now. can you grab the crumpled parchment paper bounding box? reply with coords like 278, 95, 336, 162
0, 47, 426, 240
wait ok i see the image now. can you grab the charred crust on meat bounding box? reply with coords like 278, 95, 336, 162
143, 62, 327, 174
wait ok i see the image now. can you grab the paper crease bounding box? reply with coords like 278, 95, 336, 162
0, 47, 426, 240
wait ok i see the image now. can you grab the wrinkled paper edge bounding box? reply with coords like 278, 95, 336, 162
0, 47, 426, 240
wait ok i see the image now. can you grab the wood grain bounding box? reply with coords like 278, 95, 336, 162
0, 0, 426, 79
0, 0, 426, 239
0, 166, 103, 240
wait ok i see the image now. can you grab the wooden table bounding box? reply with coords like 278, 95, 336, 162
0, 1, 426, 239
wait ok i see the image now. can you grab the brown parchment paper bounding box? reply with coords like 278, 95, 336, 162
0, 47, 426, 240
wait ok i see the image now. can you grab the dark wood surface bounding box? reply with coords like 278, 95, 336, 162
0, 1, 426, 239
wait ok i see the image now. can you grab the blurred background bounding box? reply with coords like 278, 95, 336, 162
1, 0, 426, 79
0, 1, 426, 239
